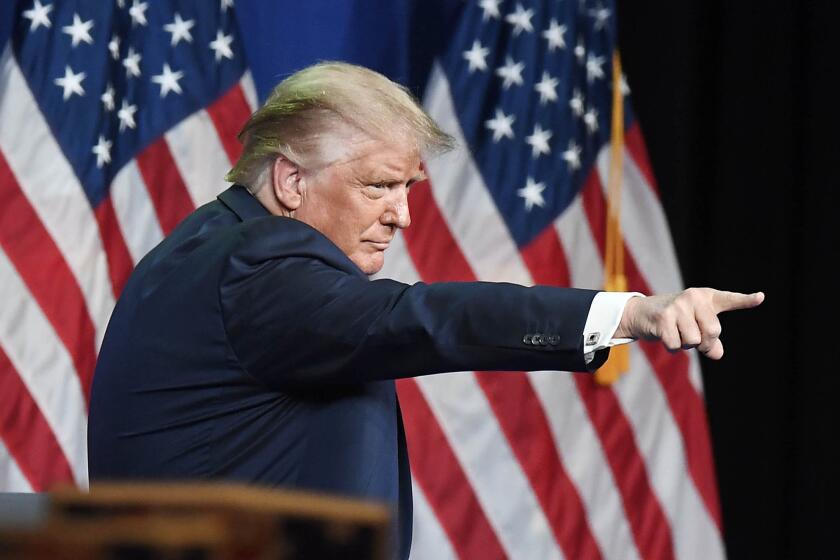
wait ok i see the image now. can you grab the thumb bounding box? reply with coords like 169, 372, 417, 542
701, 338, 724, 360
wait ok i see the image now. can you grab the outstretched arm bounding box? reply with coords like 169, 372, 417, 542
614, 288, 765, 359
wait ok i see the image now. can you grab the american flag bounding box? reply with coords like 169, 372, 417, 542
0, 1, 726, 559
0, 0, 256, 489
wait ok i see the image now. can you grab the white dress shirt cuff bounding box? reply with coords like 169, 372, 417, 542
583, 292, 645, 363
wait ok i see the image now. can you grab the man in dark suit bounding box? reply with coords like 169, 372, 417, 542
88, 62, 763, 559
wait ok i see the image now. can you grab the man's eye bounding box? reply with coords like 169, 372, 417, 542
368, 183, 387, 189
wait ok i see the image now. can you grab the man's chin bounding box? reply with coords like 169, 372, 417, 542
354, 252, 385, 276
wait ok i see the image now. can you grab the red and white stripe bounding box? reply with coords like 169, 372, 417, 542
0, 44, 256, 492
380, 64, 724, 559
0, 438, 31, 492
410, 480, 458, 560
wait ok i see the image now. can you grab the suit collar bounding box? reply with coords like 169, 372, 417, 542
218, 184, 369, 280
218, 184, 271, 222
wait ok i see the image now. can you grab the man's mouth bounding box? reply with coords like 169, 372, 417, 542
366, 241, 390, 250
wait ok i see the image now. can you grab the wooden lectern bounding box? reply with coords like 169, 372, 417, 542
0, 482, 391, 559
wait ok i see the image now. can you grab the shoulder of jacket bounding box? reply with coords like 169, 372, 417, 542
224, 216, 366, 278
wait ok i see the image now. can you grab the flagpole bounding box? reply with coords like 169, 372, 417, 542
595, 51, 630, 386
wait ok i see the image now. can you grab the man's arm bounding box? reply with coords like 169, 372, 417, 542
219, 217, 763, 388
221, 255, 605, 389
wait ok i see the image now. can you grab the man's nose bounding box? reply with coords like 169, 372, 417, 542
383, 189, 411, 229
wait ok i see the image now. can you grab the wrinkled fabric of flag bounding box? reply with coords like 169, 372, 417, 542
0, 1, 725, 559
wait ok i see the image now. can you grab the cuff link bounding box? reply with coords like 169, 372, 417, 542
585, 332, 601, 346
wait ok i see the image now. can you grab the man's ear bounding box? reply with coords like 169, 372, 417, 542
271, 156, 304, 212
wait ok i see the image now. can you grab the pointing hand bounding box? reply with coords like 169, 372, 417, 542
614, 288, 764, 360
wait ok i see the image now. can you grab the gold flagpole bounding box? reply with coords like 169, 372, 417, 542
595, 51, 630, 386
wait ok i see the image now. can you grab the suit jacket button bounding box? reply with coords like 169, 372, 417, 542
548, 335, 559, 346
523, 334, 533, 345
539, 335, 549, 346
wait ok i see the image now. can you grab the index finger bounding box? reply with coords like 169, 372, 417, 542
711, 290, 765, 313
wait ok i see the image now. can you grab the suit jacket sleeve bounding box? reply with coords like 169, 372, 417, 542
219, 218, 608, 389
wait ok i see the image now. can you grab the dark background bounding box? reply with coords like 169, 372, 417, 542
617, 1, 838, 557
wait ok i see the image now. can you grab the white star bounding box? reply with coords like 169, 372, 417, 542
128, 0, 148, 27
517, 177, 546, 211
117, 99, 137, 131
478, 0, 502, 20
209, 30, 234, 62
123, 47, 142, 78
53, 65, 85, 100
542, 19, 566, 51
562, 140, 582, 171
152, 63, 184, 97
221, 0, 234, 10
586, 54, 606, 82
164, 13, 194, 46
534, 71, 559, 104
588, 6, 612, 31
91, 135, 112, 168
525, 124, 552, 158
100, 83, 115, 111
485, 109, 515, 142
584, 107, 599, 134
495, 56, 524, 89
108, 35, 120, 60
462, 40, 489, 73
505, 3, 534, 36
570, 88, 584, 117
22, 0, 53, 31
62, 13, 94, 47
574, 36, 586, 63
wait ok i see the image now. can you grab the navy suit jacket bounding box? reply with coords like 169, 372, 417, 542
88, 185, 607, 559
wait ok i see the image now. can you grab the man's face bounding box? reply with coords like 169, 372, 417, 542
294, 138, 423, 275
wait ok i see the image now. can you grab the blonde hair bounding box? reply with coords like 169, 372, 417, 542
225, 62, 455, 189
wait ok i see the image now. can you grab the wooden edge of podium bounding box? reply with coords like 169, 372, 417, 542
0, 483, 391, 559
5, 514, 232, 546
49, 481, 391, 525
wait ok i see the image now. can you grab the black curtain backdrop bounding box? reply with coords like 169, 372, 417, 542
617, 1, 839, 557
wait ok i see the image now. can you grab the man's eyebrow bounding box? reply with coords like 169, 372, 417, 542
366, 173, 426, 186
407, 173, 426, 185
